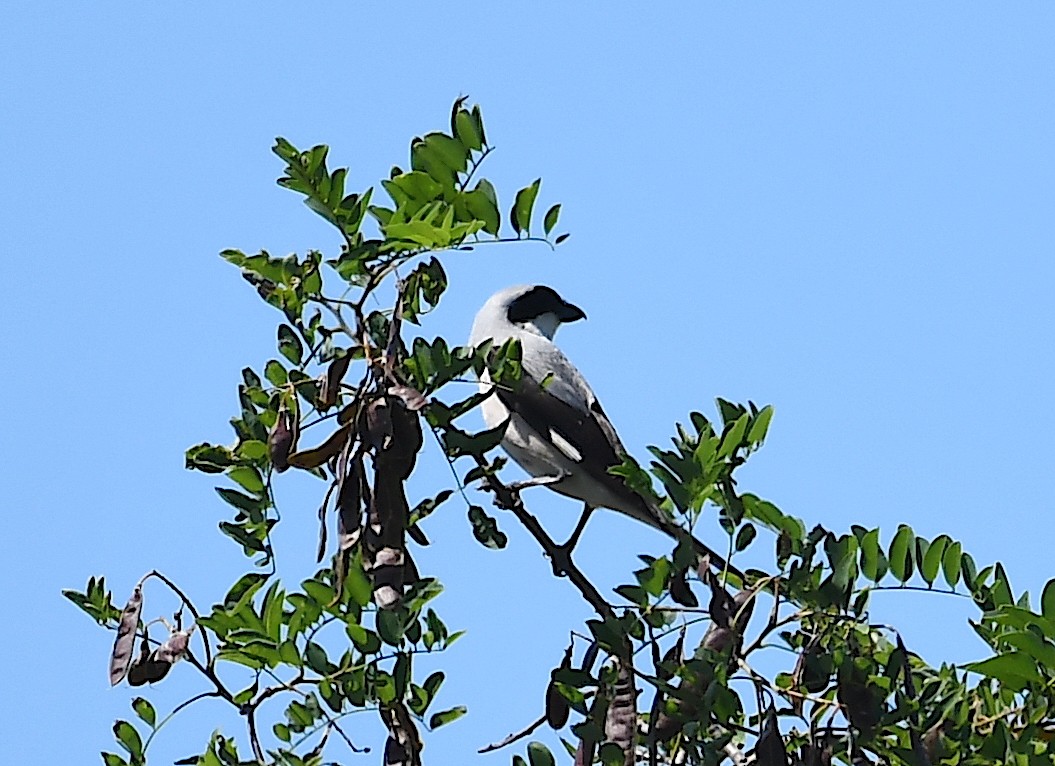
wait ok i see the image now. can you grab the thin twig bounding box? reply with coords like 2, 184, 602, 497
147, 570, 212, 667
477, 714, 546, 753
476, 457, 620, 628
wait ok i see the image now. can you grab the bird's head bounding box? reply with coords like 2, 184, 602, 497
473, 284, 586, 342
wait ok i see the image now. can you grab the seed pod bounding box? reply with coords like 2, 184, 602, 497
669, 568, 698, 607
154, 630, 190, 664
337, 456, 364, 550
286, 424, 352, 470
603, 656, 637, 766
362, 397, 393, 451
388, 384, 428, 412
269, 408, 294, 472
754, 703, 788, 765
125, 636, 155, 686
320, 353, 352, 409
109, 584, 143, 686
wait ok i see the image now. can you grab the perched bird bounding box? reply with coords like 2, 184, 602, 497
469, 284, 733, 573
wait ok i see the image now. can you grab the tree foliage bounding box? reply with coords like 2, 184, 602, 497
66, 100, 1055, 765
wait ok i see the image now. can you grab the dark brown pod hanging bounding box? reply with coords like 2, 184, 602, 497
269, 408, 295, 472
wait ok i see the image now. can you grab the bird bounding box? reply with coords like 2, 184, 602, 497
469, 284, 736, 576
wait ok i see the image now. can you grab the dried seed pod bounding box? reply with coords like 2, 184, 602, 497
754, 703, 789, 765
603, 657, 637, 766
380, 703, 421, 766
109, 584, 143, 686
669, 568, 698, 608
838, 677, 882, 740
387, 384, 428, 412
371, 547, 405, 610
922, 720, 948, 762
125, 636, 156, 686
286, 424, 352, 470
337, 402, 359, 425
337, 456, 364, 551
363, 397, 393, 451
268, 408, 295, 472
320, 353, 352, 409
154, 630, 190, 664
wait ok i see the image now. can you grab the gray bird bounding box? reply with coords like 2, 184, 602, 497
469, 284, 733, 573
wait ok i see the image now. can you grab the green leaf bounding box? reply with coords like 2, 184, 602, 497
428, 705, 467, 729
185, 442, 235, 473
101, 754, 128, 766
921, 534, 949, 587
543, 204, 561, 236
734, 523, 756, 552
454, 110, 482, 151
343, 558, 373, 608
346, 624, 382, 654
746, 405, 775, 445
990, 563, 1014, 607
467, 505, 508, 550
464, 183, 500, 235
859, 527, 887, 583
598, 743, 627, 766
113, 721, 143, 759
526, 741, 556, 766
718, 413, 750, 458
635, 557, 670, 598
1042, 578, 1055, 622
264, 359, 288, 387
888, 524, 915, 583
278, 324, 303, 365
377, 609, 407, 646
131, 697, 155, 728
961, 551, 978, 588
941, 540, 963, 588
223, 572, 269, 612
965, 651, 1041, 691
304, 641, 331, 675
511, 178, 541, 235
614, 584, 649, 607
216, 487, 265, 514
227, 465, 265, 495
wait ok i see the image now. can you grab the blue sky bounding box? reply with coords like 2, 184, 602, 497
4, 3, 1054, 764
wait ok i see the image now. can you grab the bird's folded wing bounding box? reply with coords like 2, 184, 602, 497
495, 368, 638, 502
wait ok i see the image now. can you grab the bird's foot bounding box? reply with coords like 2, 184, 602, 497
507, 470, 569, 493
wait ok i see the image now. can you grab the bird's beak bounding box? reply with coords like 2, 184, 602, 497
557, 301, 586, 322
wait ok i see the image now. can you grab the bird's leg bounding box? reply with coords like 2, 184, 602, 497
549, 503, 595, 577
507, 470, 568, 493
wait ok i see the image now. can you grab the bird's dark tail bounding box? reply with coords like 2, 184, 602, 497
627, 497, 746, 583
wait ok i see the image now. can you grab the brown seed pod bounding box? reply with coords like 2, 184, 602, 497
387, 384, 428, 412
669, 568, 698, 608
154, 630, 190, 664
320, 353, 352, 409
337, 456, 364, 551
109, 584, 143, 686
286, 424, 352, 470
603, 656, 637, 766
362, 397, 393, 451
754, 703, 789, 766
268, 408, 295, 472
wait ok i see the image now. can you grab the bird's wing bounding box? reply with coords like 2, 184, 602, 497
499, 335, 638, 500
